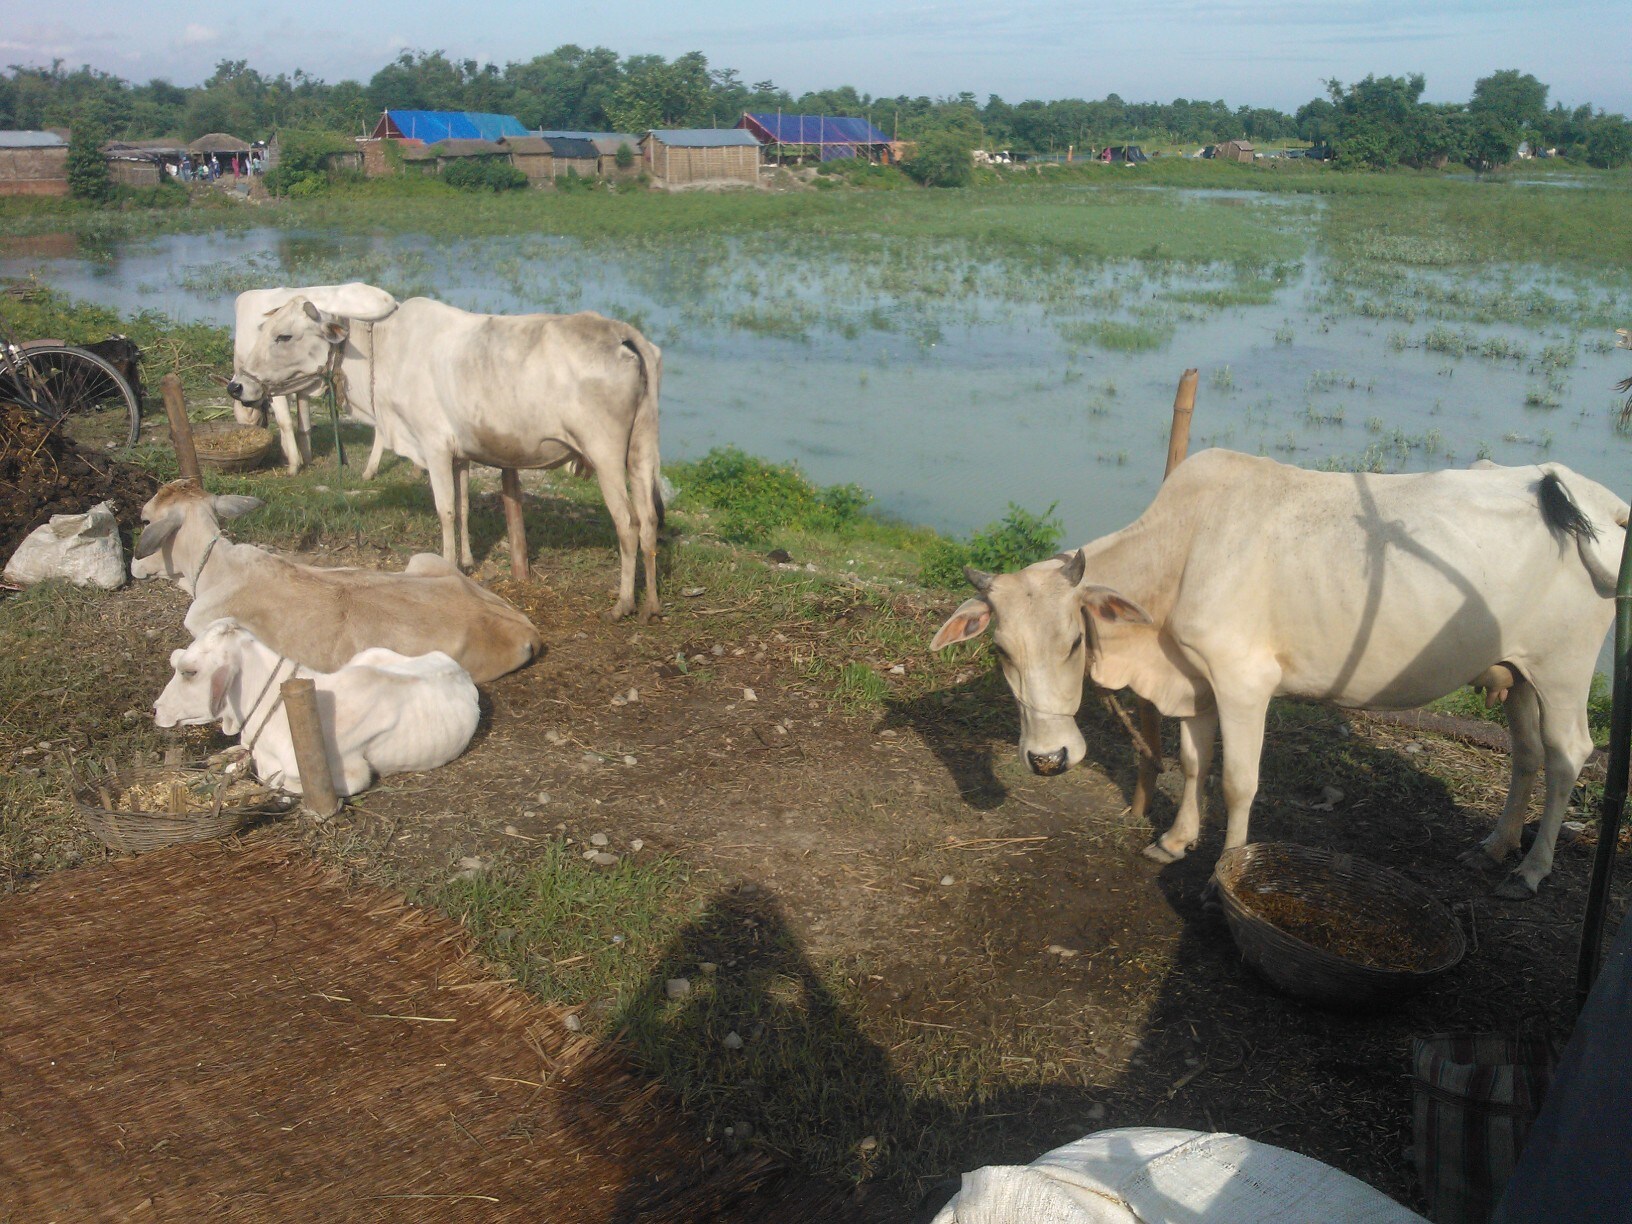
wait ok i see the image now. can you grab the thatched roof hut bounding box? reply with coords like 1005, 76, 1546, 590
189, 133, 251, 154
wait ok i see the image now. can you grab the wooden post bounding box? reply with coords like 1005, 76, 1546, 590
280, 677, 341, 819
500, 467, 529, 582
1130, 368, 1201, 826
160, 373, 202, 485
1165, 369, 1199, 479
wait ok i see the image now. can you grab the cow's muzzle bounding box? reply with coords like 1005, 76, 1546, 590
1027, 747, 1070, 777
226, 379, 250, 403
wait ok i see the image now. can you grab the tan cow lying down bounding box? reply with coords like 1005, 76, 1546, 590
154, 618, 480, 797
932, 450, 1626, 899
131, 480, 542, 682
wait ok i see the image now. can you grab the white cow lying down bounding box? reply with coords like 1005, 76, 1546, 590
154, 619, 480, 797
932, 450, 1626, 898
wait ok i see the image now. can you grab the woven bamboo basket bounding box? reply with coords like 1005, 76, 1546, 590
191, 422, 276, 474
73, 765, 291, 854
1214, 842, 1465, 1009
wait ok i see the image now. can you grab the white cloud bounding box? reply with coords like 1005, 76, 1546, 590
181, 24, 219, 46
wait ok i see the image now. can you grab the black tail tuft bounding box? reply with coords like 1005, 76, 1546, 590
653, 475, 666, 531
1540, 472, 1598, 542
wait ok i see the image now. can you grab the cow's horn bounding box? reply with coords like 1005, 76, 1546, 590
1058, 549, 1086, 586
963, 565, 995, 593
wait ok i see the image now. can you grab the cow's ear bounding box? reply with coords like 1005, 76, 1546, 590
134, 513, 181, 559
1080, 585, 1152, 625
211, 495, 263, 520
319, 317, 349, 345
931, 598, 992, 650
208, 665, 232, 718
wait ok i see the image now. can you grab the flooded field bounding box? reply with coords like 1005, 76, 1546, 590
4, 188, 1630, 546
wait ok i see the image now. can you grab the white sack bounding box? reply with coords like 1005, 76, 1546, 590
932, 1127, 1428, 1224
4, 501, 127, 590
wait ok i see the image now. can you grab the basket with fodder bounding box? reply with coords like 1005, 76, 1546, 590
73, 762, 293, 854
190, 421, 277, 474
1214, 842, 1466, 1009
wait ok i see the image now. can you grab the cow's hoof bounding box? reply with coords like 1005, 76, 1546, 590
1141, 841, 1184, 865
1200, 876, 1224, 913
1493, 873, 1539, 901
1459, 846, 1505, 873
601, 604, 633, 623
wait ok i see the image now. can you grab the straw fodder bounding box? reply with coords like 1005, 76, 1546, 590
0, 839, 844, 1221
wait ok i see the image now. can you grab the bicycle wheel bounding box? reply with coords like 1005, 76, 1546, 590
1, 344, 142, 448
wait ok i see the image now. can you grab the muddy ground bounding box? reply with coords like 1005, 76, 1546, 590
8, 489, 1627, 1219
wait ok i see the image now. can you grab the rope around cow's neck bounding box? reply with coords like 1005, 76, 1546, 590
323, 321, 374, 470
1011, 687, 1164, 768
240, 654, 297, 754
192, 534, 223, 592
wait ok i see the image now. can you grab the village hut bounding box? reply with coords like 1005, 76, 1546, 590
500, 136, 555, 185
101, 144, 164, 188
188, 132, 251, 156
0, 131, 68, 196
539, 131, 642, 178
370, 109, 529, 143
542, 136, 598, 180
1217, 140, 1255, 164
427, 139, 509, 174
640, 129, 761, 188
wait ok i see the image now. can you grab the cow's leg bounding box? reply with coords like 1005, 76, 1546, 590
270, 394, 301, 475
294, 395, 313, 467
453, 459, 473, 570
629, 428, 663, 623
586, 448, 639, 621
426, 455, 462, 567
1463, 680, 1542, 874
1144, 707, 1218, 863
1499, 680, 1593, 898
1213, 684, 1277, 852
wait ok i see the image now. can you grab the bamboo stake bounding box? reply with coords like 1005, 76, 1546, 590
160, 373, 202, 485
281, 678, 341, 820
1130, 368, 1200, 825
500, 467, 529, 582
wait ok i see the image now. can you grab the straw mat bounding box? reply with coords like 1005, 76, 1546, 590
0, 840, 843, 1221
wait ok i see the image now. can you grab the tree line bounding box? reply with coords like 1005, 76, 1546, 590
2, 49, 1628, 169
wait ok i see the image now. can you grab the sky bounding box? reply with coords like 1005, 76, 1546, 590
9, 0, 1628, 115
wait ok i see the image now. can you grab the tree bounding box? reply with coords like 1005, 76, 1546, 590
1469, 70, 1548, 135
1585, 114, 1632, 169
67, 100, 113, 202
902, 128, 973, 187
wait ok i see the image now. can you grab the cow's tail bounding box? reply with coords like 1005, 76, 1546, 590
1540, 468, 1625, 598
622, 332, 665, 532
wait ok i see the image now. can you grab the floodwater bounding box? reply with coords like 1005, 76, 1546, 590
4, 208, 1630, 552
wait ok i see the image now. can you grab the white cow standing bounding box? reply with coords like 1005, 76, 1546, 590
154, 618, 480, 797
931, 450, 1626, 899
228, 283, 399, 475
231, 296, 664, 622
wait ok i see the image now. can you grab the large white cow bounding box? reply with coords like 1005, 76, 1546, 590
154, 618, 480, 797
231, 296, 664, 622
131, 479, 543, 683
931, 450, 1626, 899
228, 283, 399, 475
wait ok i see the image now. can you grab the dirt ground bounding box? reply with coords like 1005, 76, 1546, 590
13, 502, 1627, 1220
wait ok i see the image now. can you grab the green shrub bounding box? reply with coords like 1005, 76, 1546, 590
67, 108, 113, 203
442, 157, 528, 192
902, 130, 975, 188
671, 446, 871, 544
920, 502, 1063, 589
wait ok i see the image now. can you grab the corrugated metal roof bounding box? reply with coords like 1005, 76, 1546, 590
543, 136, 598, 159
381, 110, 529, 143
740, 113, 889, 146
0, 131, 66, 149
645, 129, 761, 149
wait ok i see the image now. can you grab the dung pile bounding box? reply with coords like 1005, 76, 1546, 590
0, 400, 156, 561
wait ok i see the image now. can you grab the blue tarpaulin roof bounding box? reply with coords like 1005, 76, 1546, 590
377, 110, 529, 143
738, 113, 890, 161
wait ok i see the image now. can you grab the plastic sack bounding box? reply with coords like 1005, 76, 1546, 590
930, 1127, 1427, 1224
3, 501, 127, 590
